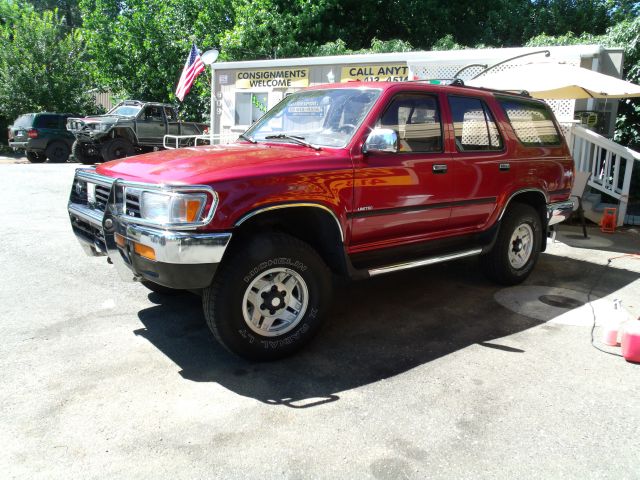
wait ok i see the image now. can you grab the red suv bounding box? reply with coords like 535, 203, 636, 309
67, 81, 574, 360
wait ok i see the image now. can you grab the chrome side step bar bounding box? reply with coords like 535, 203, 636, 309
368, 248, 482, 277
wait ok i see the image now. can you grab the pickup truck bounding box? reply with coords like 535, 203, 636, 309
67, 82, 574, 360
67, 100, 207, 164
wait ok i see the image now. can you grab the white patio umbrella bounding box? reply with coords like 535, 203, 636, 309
467, 62, 640, 99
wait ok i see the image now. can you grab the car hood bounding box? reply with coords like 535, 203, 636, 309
72, 115, 122, 124
95, 142, 347, 184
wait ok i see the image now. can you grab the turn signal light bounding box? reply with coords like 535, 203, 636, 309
114, 233, 125, 247
133, 242, 156, 261
185, 200, 201, 222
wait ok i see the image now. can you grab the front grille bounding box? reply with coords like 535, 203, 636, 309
69, 171, 114, 214
125, 191, 141, 218
94, 184, 110, 211
70, 179, 88, 205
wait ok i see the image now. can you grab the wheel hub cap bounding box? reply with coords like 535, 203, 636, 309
508, 223, 534, 269
242, 267, 309, 337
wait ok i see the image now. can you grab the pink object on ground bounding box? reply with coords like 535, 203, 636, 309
602, 324, 620, 346
621, 321, 640, 364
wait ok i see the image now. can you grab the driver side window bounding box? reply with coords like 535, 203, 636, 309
142, 106, 164, 121
377, 94, 442, 153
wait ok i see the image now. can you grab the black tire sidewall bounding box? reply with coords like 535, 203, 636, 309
72, 140, 97, 164
46, 141, 70, 163
103, 138, 134, 161
206, 235, 330, 360
26, 151, 45, 163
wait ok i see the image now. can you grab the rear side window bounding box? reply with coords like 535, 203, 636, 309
13, 114, 35, 128
448, 96, 502, 151
498, 98, 561, 146
164, 107, 177, 121
377, 93, 442, 153
35, 114, 61, 129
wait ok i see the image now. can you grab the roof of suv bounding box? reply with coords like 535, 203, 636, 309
306, 80, 541, 103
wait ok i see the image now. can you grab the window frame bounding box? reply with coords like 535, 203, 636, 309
234, 91, 269, 127
447, 95, 505, 153
496, 95, 562, 147
375, 91, 444, 154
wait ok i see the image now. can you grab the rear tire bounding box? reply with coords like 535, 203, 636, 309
101, 138, 134, 161
202, 232, 332, 360
45, 141, 70, 163
26, 151, 46, 163
72, 140, 98, 164
481, 203, 542, 285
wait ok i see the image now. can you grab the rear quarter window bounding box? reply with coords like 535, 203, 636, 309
34, 114, 62, 129
13, 114, 35, 128
498, 98, 561, 146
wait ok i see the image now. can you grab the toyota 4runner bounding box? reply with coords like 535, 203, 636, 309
67, 82, 574, 360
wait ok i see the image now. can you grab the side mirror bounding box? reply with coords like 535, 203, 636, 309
363, 128, 398, 153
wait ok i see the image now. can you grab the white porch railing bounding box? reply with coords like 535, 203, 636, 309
569, 125, 640, 226
162, 134, 222, 150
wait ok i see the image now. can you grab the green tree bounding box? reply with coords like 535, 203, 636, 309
28, 0, 82, 27
0, 1, 97, 141
79, 0, 233, 120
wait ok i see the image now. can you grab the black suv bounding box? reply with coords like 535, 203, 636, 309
8, 113, 76, 163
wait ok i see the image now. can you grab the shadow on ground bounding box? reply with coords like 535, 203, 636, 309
134, 253, 639, 408
555, 224, 640, 255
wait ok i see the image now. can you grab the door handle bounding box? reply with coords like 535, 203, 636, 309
432, 164, 448, 174
499, 163, 510, 171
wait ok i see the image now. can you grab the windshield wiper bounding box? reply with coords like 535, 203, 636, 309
239, 133, 257, 144
264, 134, 321, 150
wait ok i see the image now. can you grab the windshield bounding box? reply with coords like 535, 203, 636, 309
107, 105, 142, 116
244, 88, 381, 148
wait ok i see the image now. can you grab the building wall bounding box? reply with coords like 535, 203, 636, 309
212, 47, 624, 143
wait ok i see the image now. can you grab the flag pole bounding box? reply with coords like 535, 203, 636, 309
210, 65, 215, 144
200, 49, 220, 145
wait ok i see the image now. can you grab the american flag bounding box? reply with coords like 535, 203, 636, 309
175, 43, 205, 101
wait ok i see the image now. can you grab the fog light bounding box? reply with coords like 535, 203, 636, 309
133, 242, 156, 261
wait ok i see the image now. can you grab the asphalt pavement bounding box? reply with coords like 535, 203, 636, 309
1, 162, 639, 479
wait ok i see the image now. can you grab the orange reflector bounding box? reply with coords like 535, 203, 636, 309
185, 200, 201, 222
133, 242, 156, 261
115, 233, 125, 247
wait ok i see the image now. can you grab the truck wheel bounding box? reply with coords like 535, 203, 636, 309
26, 151, 46, 163
45, 141, 70, 163
72, 140, 98, 164
481, 203, 542, 285
101, 138, 134, 161
203, 233, 332, 360
140, 280, 182, 295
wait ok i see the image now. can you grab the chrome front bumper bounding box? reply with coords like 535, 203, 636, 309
547, 200, 575, 227
68, 170, 231, 289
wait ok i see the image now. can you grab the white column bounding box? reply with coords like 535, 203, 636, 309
210, 67, 215, 144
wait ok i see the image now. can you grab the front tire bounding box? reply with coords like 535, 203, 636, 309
72, 140, 99, 164
481, 203, 542, 285
101, 138, 134, 161
203, 233, 332, 360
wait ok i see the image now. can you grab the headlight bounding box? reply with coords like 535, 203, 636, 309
140, 191, 209, 224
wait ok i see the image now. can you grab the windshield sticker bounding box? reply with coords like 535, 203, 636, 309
285, 99, 325, 117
